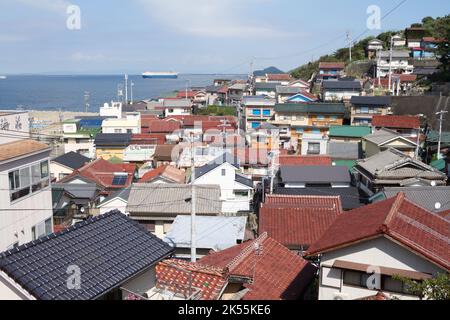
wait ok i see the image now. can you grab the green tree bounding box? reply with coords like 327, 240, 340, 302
393, 273, 450, 300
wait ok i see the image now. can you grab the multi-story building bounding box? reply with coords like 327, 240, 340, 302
350, 96, 392, 126
243, 96, 276, 131
62, 118, 103, 159
316, 62, 346, 82
271, 103, 345, 151
322, 79, 362, 102
0, 140, 53, 252
376, 50, 414, 78
102, 112, 141, 134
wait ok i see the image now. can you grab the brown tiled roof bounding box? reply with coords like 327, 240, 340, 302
319, 62, 345, 70
154, 144, 178, 162
60, 158, 135, 190
260, 195, 342, 248
199, 233, 317, 300
279, 155, 332, 166
0, 140, 50, 162
155, 259, 228, 300
267, 74, 293, 81
131, 133, 166, 145
357, 291, 390, 300
307, 193, 450, 271
142, 120, 181, 133
139, 165, 185, 184
372, 115, 420, 129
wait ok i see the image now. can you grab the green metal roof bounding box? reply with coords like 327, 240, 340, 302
329, 126, 372, 138
427, 130, 450, 144
332, 160, 357, 171
430, 159, 446, 171
274, 103, 346, 114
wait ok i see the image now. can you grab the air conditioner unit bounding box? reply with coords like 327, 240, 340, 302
333, 293, 348, 300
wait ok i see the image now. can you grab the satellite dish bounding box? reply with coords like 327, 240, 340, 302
435, 202, 442, 210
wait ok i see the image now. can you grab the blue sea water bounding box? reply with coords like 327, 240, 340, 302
0, 74, 245, 112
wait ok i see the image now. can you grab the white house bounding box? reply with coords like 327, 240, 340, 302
102, 112, 141, 134
0, 140, 53, 252
98, 187, 131, 216
193, 154, 254, 214
162, 99, 192, 117
307, 193, 450, 301
100, 101, 122, 119
301, 133, 328, 156
376, 50, 414, 78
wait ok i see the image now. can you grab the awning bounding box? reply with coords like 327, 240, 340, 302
332, 260, 432, 281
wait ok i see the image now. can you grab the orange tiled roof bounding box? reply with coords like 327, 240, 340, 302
0, 140, 50, 162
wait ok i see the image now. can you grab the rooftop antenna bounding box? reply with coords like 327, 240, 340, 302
130, 80, 135, 105
84, 91, 90, 113
125, 74, 129, 104
346, 31, 352, 63
436, 110, 448, 160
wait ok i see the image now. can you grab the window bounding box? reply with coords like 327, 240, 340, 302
263, 109, 271, 117
127, 129, 133, 134
330, 115, 338, 121
360, 107, 369, 114
252, 109, 261, 116
222, 169, 226, 176
343, 270, 371, 288
9, 161, 51, 202
307, 143, 321, 155
141, 222, 156, 233
296, 128, 304, 134
312, 129, 321, 134
32, 218, 52, 241
317, 115, 325, 121
251, 122, 260, 129
114, 129, 122, 133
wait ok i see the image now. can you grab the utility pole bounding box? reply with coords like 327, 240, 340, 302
347, 31, 352, 63
84, 91, 90, 113
130, 81, 134, 105
125, 74, 129, 104
388, 36, 394, 95
436, 110, 448, 160
190, 132, 197, 263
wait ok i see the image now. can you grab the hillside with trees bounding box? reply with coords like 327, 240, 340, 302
290, 15, 450, 81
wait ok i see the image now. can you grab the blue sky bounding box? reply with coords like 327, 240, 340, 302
0, 0, 447, 74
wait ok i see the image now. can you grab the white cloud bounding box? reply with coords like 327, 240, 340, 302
137, 0, 293, 38
13, 0, 72, 15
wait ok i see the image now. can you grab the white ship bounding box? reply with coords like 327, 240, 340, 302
142, 72, 178, 79
0, 76, 6, 80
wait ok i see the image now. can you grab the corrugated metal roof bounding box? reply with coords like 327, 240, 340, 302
378, 187, 450, 212
323, 80, 361, 90
350, 96, 392, 106
127, 184, 222, 216
329, 125, 372, 138
280, 166, 351, 184
164, 216, 247, 250
328, 142, 362, 160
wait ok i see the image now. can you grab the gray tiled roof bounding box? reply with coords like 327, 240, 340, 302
52, 183, 99, 200
235, 173, 254, 188
323, 80, 361, 90
275, 187, 364, 211
163, 99, 192, 108
378, 187, 450, 213
328, 142, 362, 160
127, 184, 222, 216
356, 148, 446, 180
52, 152, 90, 170
350, 96, 392, 106
363, 128, 412, 146
94, 133, 132, 147
279, 166, 351, 184
276, 86, 303, 94
0, 211, 174, 300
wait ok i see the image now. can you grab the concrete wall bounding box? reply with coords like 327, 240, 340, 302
50, 162, 74, 181
318, 237, 445, 300
121, 267, 157, 300
0, 153, 53, 252
0, 112, 30, 145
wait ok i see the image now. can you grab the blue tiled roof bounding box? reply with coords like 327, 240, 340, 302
0, 211, 174, 300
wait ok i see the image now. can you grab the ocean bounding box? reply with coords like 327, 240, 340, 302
0, 74, 246, 112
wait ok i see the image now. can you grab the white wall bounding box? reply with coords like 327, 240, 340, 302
193, 163, 251, 213
50, 162, 74, 181
323, 91, 360, 102
121, 266, 157, 299
301, 136, 328, 156
0, 112, 30, 144
318, 237, 445, 300
64, 140, 95, 159
0, 156, 53, 252
100, 102, 122, 119
99, 198, 129, 216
